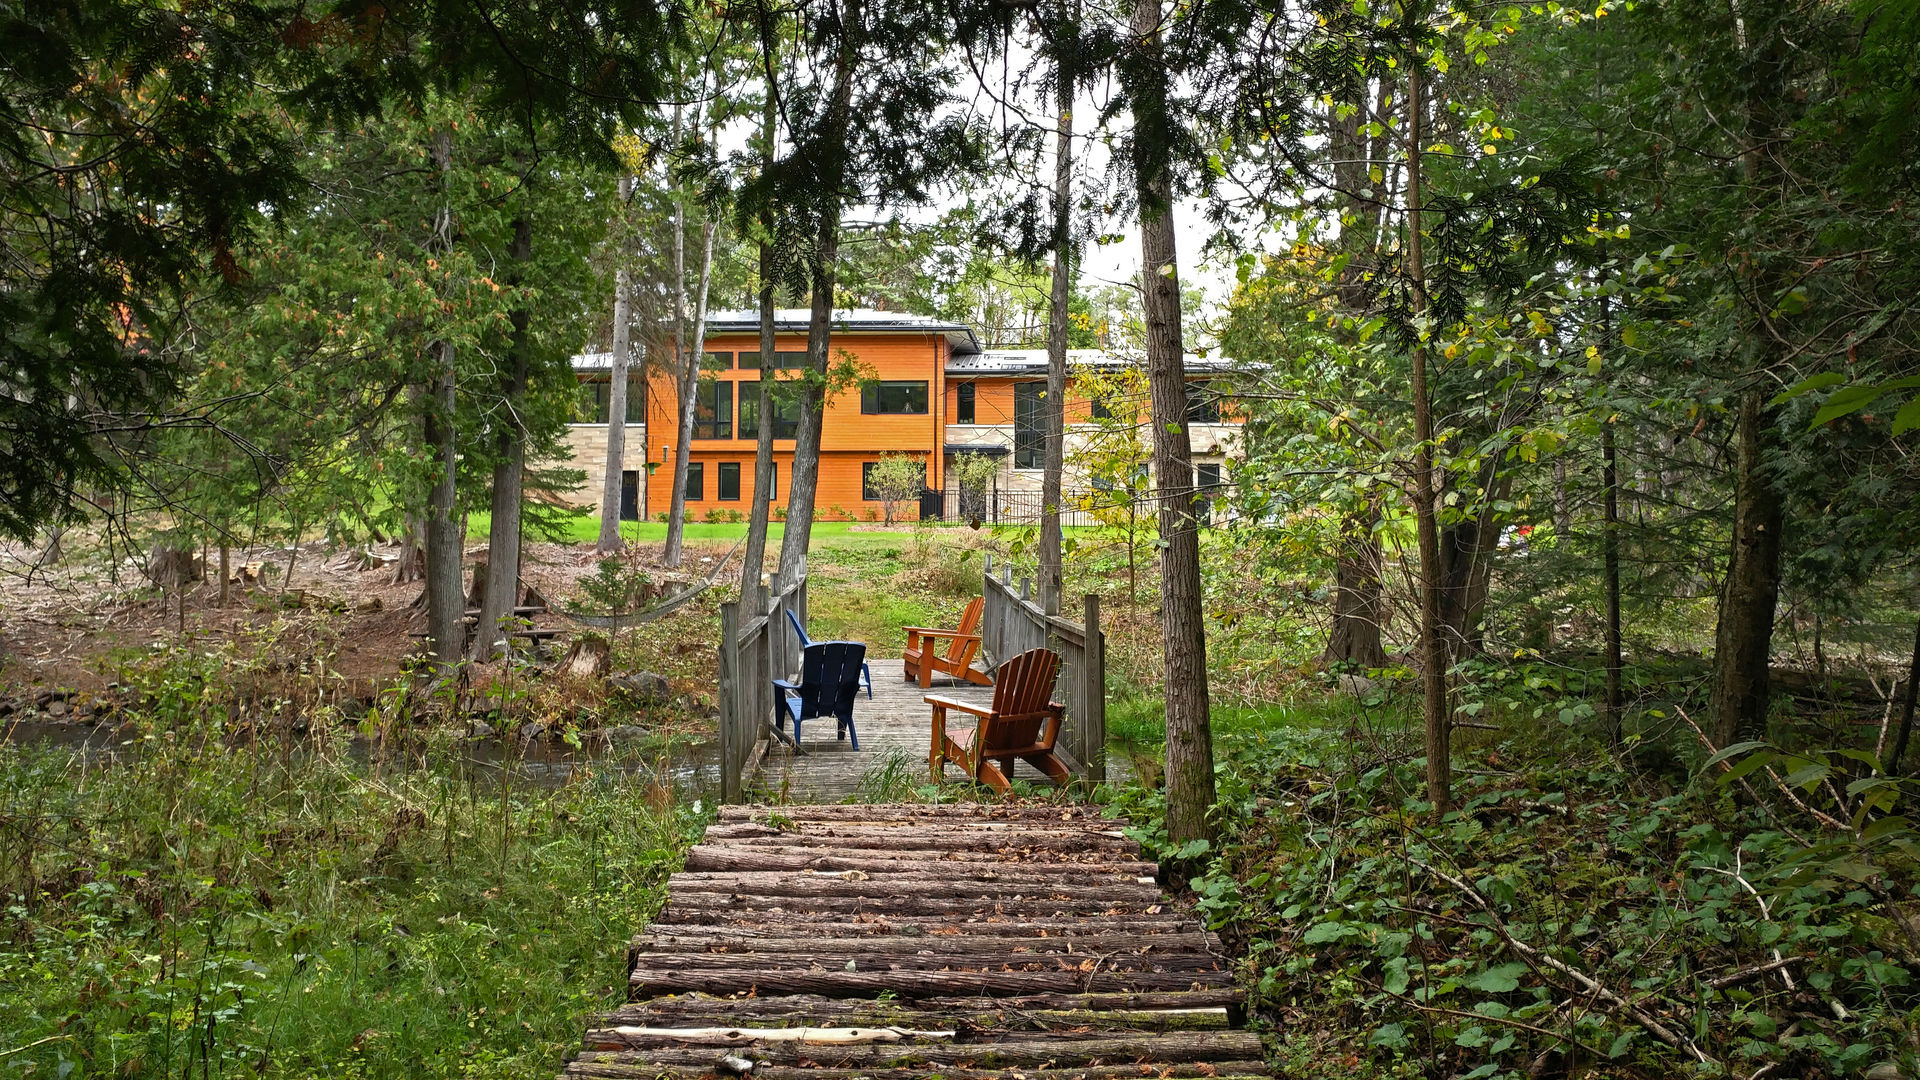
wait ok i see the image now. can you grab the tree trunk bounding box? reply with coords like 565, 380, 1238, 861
474, 216, 533, 661
664, 102, 695, 569
1404, 60, 1451, 817
775, 0, 859, 592
741, 83, 779, 599
1711, 388, 1785, 745
743, 261, 779, 596
1128, 0, 1214, 848
1039, 62, 1073, 618
1321, 507, 1387, 669
775, 221, 842, 590
598, 174, 636, 555
1886, 610, 1920, 774
1711, 0, 1792, 749
393, 513, 425, 584
423, 128, 465, 675
1603, 417, 1623, 739
1434, 468, 1507, 660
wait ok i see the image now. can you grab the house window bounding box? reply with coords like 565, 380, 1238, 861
576, 375, 644, 424
693, 379, 732, 439
775, 350, 810, 368
956, 382, 975, 424
861, 381, 929, 415
767, 462, 778, 500
739, 351, 761, 370
1013, 381, 1046, 469
863, 460, 926, 501
1196, 462, 1222, 490
718, 461, 741, 501
738, 380, 799, 440
1089, 391, 1113, 421
703, 351, 732, 371
1185, 380, 1221, 423
686, 461, 704, 501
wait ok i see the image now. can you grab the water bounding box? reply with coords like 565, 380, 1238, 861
2, 717, 725, 798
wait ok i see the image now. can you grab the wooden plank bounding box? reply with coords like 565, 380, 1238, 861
682, 846, 1158, 875
577, 1030, 1264, 1064
628, 967, 1232, 998
560, 1053, 1267, 1068
624, 948, 1223, 974
634, 915, 1206, 937
630, 930, 1218, 954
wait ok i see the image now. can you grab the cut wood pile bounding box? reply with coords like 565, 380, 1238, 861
560, 803, 1265, 1080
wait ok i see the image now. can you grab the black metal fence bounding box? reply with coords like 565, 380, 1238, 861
928, 481, 1126, 528
925, 480, 1225, 528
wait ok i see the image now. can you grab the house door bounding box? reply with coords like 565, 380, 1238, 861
620, 471, 640, 521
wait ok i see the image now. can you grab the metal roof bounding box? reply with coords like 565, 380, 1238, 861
945, 348, 1230, 376
700, 308, 982, 355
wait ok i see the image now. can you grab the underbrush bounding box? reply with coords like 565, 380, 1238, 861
1106, 702, 1920, 1079
0, 650, 703, 1080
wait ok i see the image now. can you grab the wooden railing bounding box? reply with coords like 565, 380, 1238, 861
980, 557, 1107, 782
717, 576, 808, 803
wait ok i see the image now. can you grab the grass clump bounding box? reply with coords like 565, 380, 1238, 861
1, 644, 702, 1080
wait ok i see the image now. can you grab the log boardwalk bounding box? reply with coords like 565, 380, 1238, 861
561, 804, 1264, 1080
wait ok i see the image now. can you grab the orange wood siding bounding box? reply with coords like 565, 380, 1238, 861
645, 331, 946, 519
948, 376, 1104, 425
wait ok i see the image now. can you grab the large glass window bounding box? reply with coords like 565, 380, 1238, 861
703, 351, 732, 371
686, 461, 704, 500
718, 461, 741, 501
862, 381, 929, 415
956, 382, 975, 424
1013, 381, 1046, 469
738, 380, 799, 440
735, 352, 804, 374
576, 375, 644, 424
1185, 380, 1221, 423
693, 379, 732, 439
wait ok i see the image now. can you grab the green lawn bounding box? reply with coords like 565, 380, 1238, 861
469, 513, 1006, 553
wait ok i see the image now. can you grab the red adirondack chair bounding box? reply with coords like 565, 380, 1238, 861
926, 647, 1071, 793
902, 596, 991, 688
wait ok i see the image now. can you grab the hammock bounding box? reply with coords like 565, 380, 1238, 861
555, 535, 748, 629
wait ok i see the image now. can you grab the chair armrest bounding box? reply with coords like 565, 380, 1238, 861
902, 628, 982, 641
923, 694, 993, 717
771, 678, 800, 690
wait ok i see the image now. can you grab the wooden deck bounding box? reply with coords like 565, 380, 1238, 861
561, 804, 1262, 1080
751, 658, 1104, 802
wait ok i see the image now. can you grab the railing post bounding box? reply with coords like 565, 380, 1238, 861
1082, 593, 1105, 784
719, 600, 741, 803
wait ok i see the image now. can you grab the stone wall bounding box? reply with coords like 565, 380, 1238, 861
553, 423, 648, 509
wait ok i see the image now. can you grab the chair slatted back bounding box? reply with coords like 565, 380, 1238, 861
982, 648, 1062, 753
943, 597, 985, 663
795, 641, 866, 721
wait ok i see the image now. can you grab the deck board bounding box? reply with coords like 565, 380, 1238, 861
558, 804, 1260, 1080
750, 658, 1124, 801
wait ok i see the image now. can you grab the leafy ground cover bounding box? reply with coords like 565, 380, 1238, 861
1101, 679, 1920, 1080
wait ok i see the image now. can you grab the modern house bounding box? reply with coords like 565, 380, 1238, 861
562, 309, 1241, 523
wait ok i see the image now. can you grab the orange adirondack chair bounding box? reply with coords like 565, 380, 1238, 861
926, 647, 1071, 793
901, 596, 991, 688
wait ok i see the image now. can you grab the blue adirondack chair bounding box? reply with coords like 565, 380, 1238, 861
772, 641, 868, 750
787, 608, 872, 698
